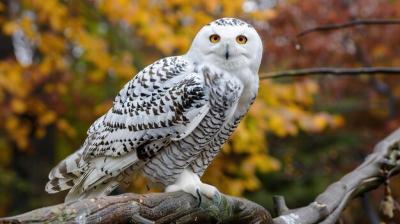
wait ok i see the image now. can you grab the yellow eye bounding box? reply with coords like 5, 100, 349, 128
209, 34, 220, 43
236, 35, 247, 44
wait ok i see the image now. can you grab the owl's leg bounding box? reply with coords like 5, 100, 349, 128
165, 168, 221, 202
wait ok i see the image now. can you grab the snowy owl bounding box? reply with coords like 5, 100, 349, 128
46, 18, 263, 202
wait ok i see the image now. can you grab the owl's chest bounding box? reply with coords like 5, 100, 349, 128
141, 111, 233, 185
233, 71, 259, 116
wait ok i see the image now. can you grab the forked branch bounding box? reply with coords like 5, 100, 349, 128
273, 128, 400, 224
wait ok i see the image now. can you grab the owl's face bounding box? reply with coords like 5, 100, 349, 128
187, 18, 263, 73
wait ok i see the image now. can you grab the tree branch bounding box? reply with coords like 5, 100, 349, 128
297, 19, 400, 37
260, 67, 400, 79
0, 191, 273, 224
0, 129, 399, 224
273, 128, 400, 224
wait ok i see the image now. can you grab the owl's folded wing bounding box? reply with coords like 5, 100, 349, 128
83, 57, 210, 159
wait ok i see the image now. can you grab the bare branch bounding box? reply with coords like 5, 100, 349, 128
297, 19, 400, 37
273, 196, 289, 216
260, 67, 400, 79
273, 128, 400, 224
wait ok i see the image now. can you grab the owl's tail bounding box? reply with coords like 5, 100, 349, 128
46, 148, 139, 202
45, 148, 85, 195
45, 150, 121, 202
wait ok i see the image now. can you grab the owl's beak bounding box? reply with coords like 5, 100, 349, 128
225, 44, 230, 60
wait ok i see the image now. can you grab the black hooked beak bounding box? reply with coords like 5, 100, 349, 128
225, 44, 230, 60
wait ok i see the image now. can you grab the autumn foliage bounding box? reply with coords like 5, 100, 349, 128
1, 0, 399, 222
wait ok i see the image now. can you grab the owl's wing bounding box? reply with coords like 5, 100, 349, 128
83, 56, 210, 160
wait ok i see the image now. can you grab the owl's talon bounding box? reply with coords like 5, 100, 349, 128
164, 168, 221, 207
198, 183, 220, 199
196, 188, 202, 207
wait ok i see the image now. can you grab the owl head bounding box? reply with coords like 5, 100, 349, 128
187, 18, 263, 74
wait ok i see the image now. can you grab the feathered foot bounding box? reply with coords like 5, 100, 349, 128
165, 168, 221, 206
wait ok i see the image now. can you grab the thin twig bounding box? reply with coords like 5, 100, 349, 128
260, 67, 400, 79
297, 19, 400, 37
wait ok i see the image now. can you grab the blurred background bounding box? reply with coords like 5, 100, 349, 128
0, 0, 400, 222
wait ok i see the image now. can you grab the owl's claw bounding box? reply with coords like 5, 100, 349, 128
196, 184, 221, 207
165, 169, 221, 207
165, 183, 203, 207
200, 182, 222, 206
196, 188, 202, 207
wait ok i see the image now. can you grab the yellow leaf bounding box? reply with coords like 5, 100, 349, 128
313, 113, 329, 131
11, 99, 26, 113
39, 111, 56, 126
2, 21, 18, 35
5, 116, 19, 132
57, 119, 77, 138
